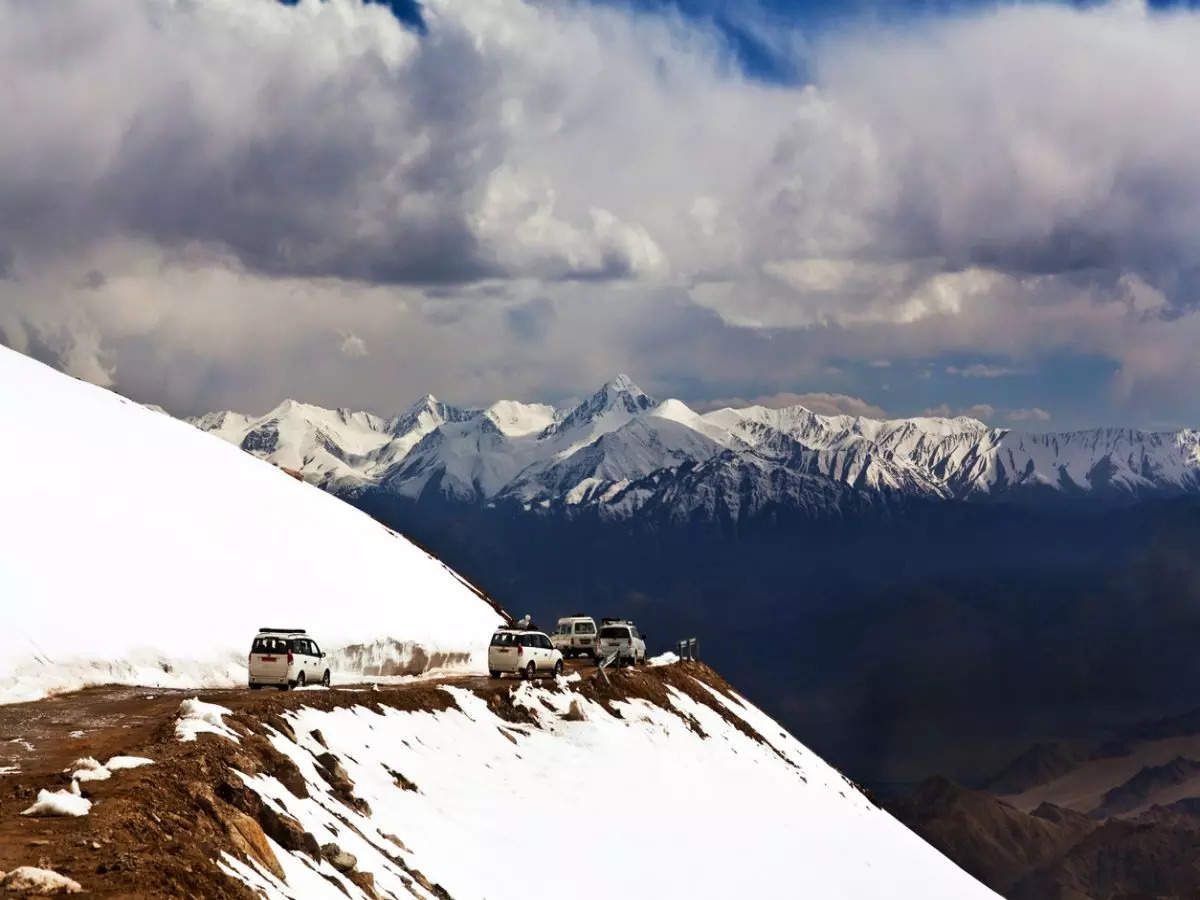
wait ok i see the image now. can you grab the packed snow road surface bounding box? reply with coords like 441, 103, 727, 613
0, 661, 997, 900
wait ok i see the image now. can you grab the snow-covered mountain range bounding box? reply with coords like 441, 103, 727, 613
192, 375, 1200, 522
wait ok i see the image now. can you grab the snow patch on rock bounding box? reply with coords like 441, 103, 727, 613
176, 698, 239, 743
21, 784, 91, 818
0, 866, 82, 894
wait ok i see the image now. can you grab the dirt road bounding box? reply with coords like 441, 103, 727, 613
0, 660, 600, 780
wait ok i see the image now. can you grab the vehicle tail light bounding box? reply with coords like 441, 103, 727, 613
287, 651, 294, 665
517, 645, 523, 656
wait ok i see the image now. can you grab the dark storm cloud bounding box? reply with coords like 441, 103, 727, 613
505, 297, 556, 342
0, 0, 664, 286
5, 0, 1200, 423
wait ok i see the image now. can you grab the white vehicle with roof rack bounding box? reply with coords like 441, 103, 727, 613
248, 627, 330, 690
595, 618, 646, 667
488, 627, 563, 680
551, 614, 599, 659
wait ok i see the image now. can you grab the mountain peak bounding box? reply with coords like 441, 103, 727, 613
265, 398, 305, 419
604, 373, 644, 396
391, 392, 476, 437
408, 393, 439, 411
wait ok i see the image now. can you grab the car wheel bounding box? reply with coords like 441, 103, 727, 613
554, 659, 564, 677
525, 661, 537, 680
249, 683, 261, 691
322, 669, 331, 687
297, 671, 306, 688
489, 670, 501, 679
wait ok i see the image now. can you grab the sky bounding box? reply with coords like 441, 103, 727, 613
4, 0, 1200, 429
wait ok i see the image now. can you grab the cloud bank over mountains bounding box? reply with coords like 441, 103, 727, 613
2, 0, 1199, 425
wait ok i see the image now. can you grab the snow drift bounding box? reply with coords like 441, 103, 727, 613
0, 346, 504, 702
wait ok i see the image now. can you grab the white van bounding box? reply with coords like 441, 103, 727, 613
488, 629, 564, 679
551, 615, 598, 659
248, 628, 331, 690
595, 620, 646, 667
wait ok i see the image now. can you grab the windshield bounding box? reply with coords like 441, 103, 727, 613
251, 636, 288, 653
599, 626, 631, 640
490, 632, 519, 646
574, 622, 595, 634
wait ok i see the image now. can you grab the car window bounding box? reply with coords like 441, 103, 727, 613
632, 628, 640, 639
540, 635, 553, 650
575, 622, 595, 634
251, 637, 286, 653
310, 640, 321, 656
490, 632, 516, 646
556, 623, 570, 634
599, 626, 631, 640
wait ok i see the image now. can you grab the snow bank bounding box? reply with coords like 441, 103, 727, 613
67, 754, 154, 781
21, 784, 91, 818
0, 866, 82, 894
0, 347, 504, 703
68, 757, 110, 782
105, 755, 154, 771
219, 677, 996, 900
176, 698, 239, 743
648, 650, 680, 666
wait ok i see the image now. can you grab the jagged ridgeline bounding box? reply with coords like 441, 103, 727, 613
192, 374, 1200, 518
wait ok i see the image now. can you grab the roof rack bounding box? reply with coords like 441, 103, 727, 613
600, 617, 630, 625
258, 627, 306, 634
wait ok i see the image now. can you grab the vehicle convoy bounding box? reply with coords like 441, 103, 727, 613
488, 627, 564, 679
248, 627, 330, 690
551, 615, 598, 659
596, 618, 646, 666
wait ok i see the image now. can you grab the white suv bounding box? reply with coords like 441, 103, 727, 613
551, 616, 599, 660
488, 629, 564, 679
595, 620, 646, 666
248, 628, 331, 690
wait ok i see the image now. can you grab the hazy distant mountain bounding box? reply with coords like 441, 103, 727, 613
191, 374, 1200, 519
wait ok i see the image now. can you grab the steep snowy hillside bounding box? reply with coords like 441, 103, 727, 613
0, 662, 997, 899
217, 665, 998, 900
193, 374, 1200, 521
0, 346, 504, 702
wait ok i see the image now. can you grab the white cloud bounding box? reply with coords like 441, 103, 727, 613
3, 0, 1200, 421
946, 364, 1026, 378
921, 403, 995, 422
1008, 407, 1052, 422
707, 392, 887, 419
339, 332, 368, 358
961, 404, 996, 422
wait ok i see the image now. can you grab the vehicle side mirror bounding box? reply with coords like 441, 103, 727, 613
320, 651, 326, 658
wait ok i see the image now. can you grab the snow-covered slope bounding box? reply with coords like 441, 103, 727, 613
213, 665, 998, 900
0, 346, 504, 702
193, 375, 1200, 521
